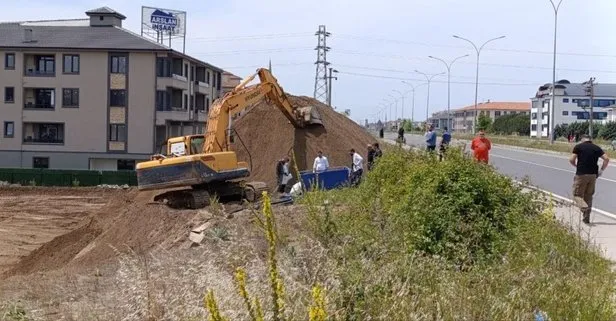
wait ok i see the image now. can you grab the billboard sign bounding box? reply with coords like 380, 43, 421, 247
142, 6, 186, 36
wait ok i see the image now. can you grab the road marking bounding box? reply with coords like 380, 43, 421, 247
492, 145, 615, 168
492, 153, 616, 183
514, 180, 616, 221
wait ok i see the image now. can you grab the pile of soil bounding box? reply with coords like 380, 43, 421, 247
2, 95, 376, 276
232, 95, 376, 189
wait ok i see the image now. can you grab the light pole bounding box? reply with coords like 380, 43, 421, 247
453, 34, 505, 134
327, 68, 339, 108
548, 0, 563, 144
388, 93, 399, 127
393, 89, 404, 126
428, 54, 469, 131
402, 81, 426, 130
415, 70, 444, 126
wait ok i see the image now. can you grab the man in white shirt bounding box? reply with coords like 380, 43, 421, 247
349, 148, 364, 186
313, 150, 329, 173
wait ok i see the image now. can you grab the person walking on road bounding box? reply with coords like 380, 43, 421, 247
397, 126, 406, 144
349, 148, 364, 186
569, 134, 610, 224
470, 130, 491, 164
425, 124, 437, 151
312, 150, 329, 173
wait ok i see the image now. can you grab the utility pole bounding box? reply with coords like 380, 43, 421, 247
393, 89, 404, 127
429, 54, 469, 131
313, 25, 330, 104
583, 77, 596, 138
415, 70, 444, 125
548, 0, 564, 144
326, 68, 338, 107
453, 35, 506, 134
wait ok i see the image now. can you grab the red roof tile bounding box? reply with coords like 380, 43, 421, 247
455, 101, 530, 112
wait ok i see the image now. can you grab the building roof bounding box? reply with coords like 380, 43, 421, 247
0, 22, 169, 51
537, 82, 616, 97
456, 101, 531, 112
85, 7, 126, 19
0, 7, 224, 72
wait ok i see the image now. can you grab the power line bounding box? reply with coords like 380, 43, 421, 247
337, 71, 538, 87
335, 34, 616, 58
186, 32, 313, 42
192, 47, 312, 56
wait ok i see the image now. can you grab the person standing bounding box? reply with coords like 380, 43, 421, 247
569, 134, 610, 224
397, 126, 406, 144
349, 148, 364, 186
312, 150, 329, 173
367, 144, 376, 171
276, 156, 290, 194
425, 124, 437, 151
373, 143, 383, 159
439, 126, 452, 161
470, 130, 491, 164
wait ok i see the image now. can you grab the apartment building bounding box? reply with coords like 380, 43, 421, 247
429, 100, 530, 132
222, 71, 242, 94
0, 7, 224, 170
531, 80, 616, 137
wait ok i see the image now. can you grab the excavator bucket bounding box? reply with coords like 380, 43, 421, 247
297, 105, 323, 126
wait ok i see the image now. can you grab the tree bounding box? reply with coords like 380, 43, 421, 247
491, 113, 530, 136
476, 113, 493, 132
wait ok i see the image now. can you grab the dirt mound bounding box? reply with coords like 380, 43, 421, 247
232, 95, 376, 188
3, 96, 376, 276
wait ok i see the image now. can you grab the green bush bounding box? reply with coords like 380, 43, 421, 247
301, 148, 616, 320
598, 122, 616, 141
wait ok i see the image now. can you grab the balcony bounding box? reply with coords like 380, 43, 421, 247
23, 88, 55, 110
157, 74, 188, 90
24, 54, 55, 77
195, 80, 210, 94
23, 122, 64, 145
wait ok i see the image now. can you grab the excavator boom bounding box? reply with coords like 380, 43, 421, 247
135, 68, 323, 209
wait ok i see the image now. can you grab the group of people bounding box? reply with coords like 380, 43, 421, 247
275, 143, 384, 195
421, 124, 492, 164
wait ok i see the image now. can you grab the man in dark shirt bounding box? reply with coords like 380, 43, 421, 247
367, 144, 376, 171
569, 134, 610, 224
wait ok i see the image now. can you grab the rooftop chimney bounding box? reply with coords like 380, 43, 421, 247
85, 7, 126, 28
23, 29, 33, 42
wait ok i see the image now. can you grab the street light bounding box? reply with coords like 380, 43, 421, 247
393, 89, 404, 125
402, 81, 427, 128
453, 34, 506, 134
428, 54, 469, 131
414, 70, 445, 126
387, 94, 398, 126
381, 98, 393, 123
548, 0, 564, 144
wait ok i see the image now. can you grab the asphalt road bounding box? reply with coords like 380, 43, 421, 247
383, 132, 616, 217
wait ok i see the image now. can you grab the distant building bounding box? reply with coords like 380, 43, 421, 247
0, 7, 223, 170
429, 100, 531, 132
531, 80, 616, 138
222, 71, 242, 94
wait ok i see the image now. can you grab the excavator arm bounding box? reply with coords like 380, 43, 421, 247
203, 68, 322, 154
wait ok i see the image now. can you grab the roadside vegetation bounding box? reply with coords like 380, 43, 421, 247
2, 147, 615, 321
295, 147, 616, 320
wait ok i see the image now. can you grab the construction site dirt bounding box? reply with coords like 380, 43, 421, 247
0, 95, 376, 319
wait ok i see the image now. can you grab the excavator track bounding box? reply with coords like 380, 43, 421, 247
151, 181, 269, 210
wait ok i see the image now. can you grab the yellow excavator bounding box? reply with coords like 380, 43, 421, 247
135, 68, 323, 209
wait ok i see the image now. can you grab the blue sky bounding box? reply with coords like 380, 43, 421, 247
3, 0, 616, 124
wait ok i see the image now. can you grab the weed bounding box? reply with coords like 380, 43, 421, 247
1, 303, 29, 321
211, 226, 230, 241
72, 177, 80, 187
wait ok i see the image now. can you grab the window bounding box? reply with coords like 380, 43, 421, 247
33, 157, 49, 169
109, 124, 126, 142
217, 72, 221, 90
4, 121, 14, 137
206, 70, 211, 84
62, 88, 79, 107
25, 88, 55, 109
531, 113, 537, 120
23, 123, 64, 144
63, 54, 79, 74
531, 124, 537, 131
572, 99, 578, 103
494, 111, 501, 117
563, 98, 569, 103
36, 55, 55, 74
4, 87, 14, 103
4, 53, 15, 69
110, 90, 126, 106
156, 90, 171, 111
110, 55, 127, 73
213, 72, 217, 88
156, 57, 171, 77
184, 64, 188, 78
184, 94, 188, 109
562, 111, 569, 116
117, 159, 135, 171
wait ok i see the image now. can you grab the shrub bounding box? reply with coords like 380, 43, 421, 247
301, 148, 616, 320
491, 113, 530, 135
